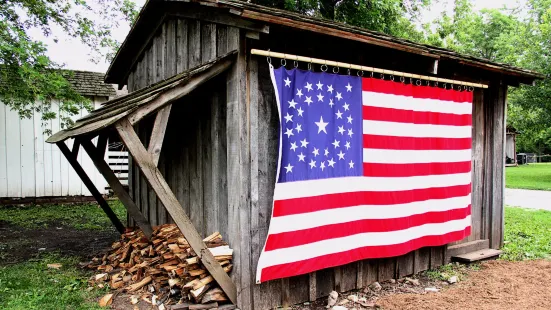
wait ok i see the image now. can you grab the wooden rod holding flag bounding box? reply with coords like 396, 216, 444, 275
250, 49, 488, 89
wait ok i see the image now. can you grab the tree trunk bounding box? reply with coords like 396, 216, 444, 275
320, 0, 336, 20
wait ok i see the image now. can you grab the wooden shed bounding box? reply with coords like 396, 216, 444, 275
47, 0, 543, 309
505, 126, 519, 166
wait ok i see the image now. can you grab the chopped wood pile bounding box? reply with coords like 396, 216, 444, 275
85, 224, 233, 309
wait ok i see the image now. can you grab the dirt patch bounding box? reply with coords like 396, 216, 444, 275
377, 260, 551, 310
0, 220, 119, 265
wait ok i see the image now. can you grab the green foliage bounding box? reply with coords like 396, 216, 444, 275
505, 163, 551, 191
0, 200, 127, 230
502, 206, 551, 261
0, 254, 107, 310
0, 0, 138, 133
424, 262, 479, 282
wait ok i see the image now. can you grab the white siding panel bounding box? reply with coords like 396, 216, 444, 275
5, 106, 22, 197
34, 109, 46, 197
0, 104, 8, 196
20, 113, 36, 197
51, 106, 62, 196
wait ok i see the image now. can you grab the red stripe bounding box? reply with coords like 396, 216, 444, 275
265, 206, 471, 251
362, 78, 474, 103
363, 134, 472, 150
363, 162, 471, 177
362, 106, 472, 126
273, 184, 471, 217
260, 226, 471, 282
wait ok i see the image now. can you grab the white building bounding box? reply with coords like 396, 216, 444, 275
0, 70, 128, 202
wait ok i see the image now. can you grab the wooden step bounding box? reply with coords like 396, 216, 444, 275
451, 249, 502, 263
445, 239, 489, 264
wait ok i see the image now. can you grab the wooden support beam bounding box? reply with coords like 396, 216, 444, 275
80, 139, 154, 239
148, 105, 172, 166
115, 118, 237, 305
72, 139, 80, 157
56, 141, 125, 234
97, 134, 109, 157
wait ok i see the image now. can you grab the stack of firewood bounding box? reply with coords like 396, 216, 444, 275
85, 224, 233, 308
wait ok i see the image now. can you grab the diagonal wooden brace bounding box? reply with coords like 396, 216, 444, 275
115, 118, 237, 305
80, 138, 154, 239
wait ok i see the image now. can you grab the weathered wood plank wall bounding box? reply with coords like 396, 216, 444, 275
124, 16, 505, 310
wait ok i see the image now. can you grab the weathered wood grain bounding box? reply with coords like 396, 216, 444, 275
397, 251, 415, 278
148, 106, 172, 166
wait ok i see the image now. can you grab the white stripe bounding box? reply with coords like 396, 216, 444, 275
363, 120, 472, 138
257, 216, 471, 273
363, 148, 472, 164
273, 173, 471, 200
269, 194, 471, 234
362, 91, 472, 115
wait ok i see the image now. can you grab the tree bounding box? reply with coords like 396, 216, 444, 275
0, 0, 138, 133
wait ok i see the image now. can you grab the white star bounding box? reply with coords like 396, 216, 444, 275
345, 141, 351, 150
315, 116, 329, 134
329, 98, 334, 107
320, 161, 326, 171
290, 142, 298, 151
309, 159, 317, 169
295, 124, 302, 133
316, 81, 323, 90
332, 139, 340, 148
284, 77, 291, 87
296, 89, 303, 98
327, 85, 334, 93
347, 115, 353, 124
349, 160, 355, 169
327, 158, 336, 167
297, 107, 304, 117
284, 128, 294, 138
284, 113, 293, 123
312, 147, 320, 157
297, 152, 306, 162
348, 128, 354, 137
317, 93, 324, 102
305, 96, 313, 105
324, 148, 329, 156
345, 83, 353, 92
300, 139, 309, 148
343, 103, 350, 111
305, 82, 313, 92
336, 92, 343, 101
335, 110, 343, 119
288, 99, 298, 109
285, 163, 294, 173
337, 150, 345, 160
338, 126, 345, 135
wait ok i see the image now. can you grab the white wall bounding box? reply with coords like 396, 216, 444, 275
0, 97, 109, 198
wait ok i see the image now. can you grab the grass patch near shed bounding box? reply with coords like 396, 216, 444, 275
0, 200, 126, 230
505, 163, 551, 190
501, 206, 551, 261
0, 254, 107, 310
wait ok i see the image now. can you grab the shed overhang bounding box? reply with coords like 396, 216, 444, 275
105, 0, 544, 86
47, 51, 236, 144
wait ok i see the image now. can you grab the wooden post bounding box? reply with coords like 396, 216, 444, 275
57, 141, 125, 234
80, 139, 154, 239
148, 105, 172, 166
115, 118, 237, 305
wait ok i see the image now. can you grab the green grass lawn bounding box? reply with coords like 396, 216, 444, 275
501, 206, 551, 261
505, 163, 551, 191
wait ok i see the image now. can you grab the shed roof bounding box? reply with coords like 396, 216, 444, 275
105, 0, 544, 85
64, 70, 116, 97
47, 51, 236, 143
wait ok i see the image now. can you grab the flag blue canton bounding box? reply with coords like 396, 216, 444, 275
273, 67, 363, 183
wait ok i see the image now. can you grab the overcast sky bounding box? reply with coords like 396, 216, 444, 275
37, 0, 523, 73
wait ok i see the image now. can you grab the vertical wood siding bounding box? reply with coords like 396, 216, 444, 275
125, 17, 506, 310
0, 98, 110, 198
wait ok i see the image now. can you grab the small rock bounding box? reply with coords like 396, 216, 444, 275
369, 282, 382, 292
38, 248, 46, 251
303, 302, 310, 306
347, 295, 358, 303
332, 306, 348, 310
389, 279, 396, 284
425, 287, 439, 293
338, 299, 350, 306
448, 276, 458, 284
405, 277, 420, 286
327, 290, 339, 308
47, 263, 62, 269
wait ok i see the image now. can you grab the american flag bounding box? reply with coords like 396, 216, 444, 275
256, 65, 473, 283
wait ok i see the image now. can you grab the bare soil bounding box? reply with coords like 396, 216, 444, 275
377, 260, 551, 310
0, 220, 119, 265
